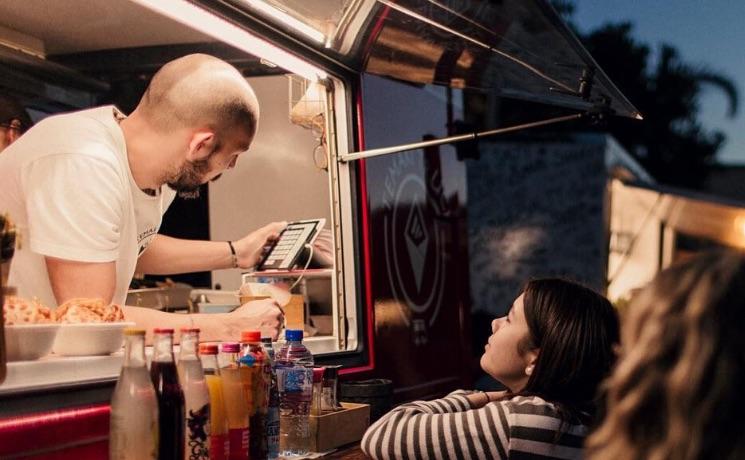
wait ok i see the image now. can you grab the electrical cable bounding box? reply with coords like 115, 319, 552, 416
289, 244, 314, 291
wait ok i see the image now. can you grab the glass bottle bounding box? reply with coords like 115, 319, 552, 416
177, 327, 210, 459
151, 328, 186, 460
110, 328, 159, 460
200, 343, 229, 460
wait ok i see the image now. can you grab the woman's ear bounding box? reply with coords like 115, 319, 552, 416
187, 130, 216, 162
525, 350, 539, 376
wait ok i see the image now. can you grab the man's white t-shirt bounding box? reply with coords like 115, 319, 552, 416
0, 106, 176, 307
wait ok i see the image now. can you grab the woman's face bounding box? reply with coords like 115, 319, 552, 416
480, 293, 538, 392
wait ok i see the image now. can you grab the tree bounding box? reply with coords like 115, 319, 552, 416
580, 22, 738, 187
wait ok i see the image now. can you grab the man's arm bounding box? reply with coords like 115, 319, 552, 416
136, 221, 286, 275
45, 257, 283, 341
123, 298, 283, 343
46, 257, 116, 305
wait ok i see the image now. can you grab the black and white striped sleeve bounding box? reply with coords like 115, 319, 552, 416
361, 391, 512, 460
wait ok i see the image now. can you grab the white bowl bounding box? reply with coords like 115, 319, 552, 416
52, 322, 135, 356
5, 323, 60, 361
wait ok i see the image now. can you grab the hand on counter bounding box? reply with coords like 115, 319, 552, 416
228, 297, 283, 340
232, 221, 287, 269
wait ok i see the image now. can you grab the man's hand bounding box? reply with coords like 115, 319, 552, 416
229, 297, 284, 340
232, 221, 286, 269
310, 228, 334, 267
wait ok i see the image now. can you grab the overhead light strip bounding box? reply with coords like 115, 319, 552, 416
240, 0, 326, 45
129, 0, 327, 82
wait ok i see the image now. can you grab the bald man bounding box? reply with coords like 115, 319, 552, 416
0, 54, 284, 340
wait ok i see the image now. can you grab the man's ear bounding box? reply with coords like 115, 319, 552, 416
186, 130, 216, 162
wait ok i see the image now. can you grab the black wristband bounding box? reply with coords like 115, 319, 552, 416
227, 241, 239, 268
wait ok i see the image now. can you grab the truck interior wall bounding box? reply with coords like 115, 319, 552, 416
209, 74, 332, 290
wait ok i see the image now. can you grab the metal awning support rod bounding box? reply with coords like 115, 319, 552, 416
340, 112, 584, 162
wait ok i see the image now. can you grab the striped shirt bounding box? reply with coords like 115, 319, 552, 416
361, 391, 587, 460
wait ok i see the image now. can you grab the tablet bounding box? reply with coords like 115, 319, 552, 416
256, 218, 326, 271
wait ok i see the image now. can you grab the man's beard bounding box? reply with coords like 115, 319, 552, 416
166, 158, 211, 199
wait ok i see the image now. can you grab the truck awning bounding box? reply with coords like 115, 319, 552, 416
226, 0, 641, 119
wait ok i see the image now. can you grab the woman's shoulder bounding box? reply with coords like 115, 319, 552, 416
498, 395, 588, 432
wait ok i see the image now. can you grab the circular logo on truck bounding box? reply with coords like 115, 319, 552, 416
382, 164, 449, 342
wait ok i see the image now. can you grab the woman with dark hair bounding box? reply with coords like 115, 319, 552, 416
362, 278, 619, 460
587, 251, 745, 460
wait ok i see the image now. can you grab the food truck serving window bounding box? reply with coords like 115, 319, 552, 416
0, 0, 361, 394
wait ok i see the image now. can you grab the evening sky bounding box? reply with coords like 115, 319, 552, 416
574, 0, 745, 164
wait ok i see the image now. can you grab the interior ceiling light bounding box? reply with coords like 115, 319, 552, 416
241, 0, 326, 45
129, 0, 327, 82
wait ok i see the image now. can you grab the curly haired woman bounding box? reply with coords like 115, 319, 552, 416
362, 278, 619, 460
587, 251, 745, 460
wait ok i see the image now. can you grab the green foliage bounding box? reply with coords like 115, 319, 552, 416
552, 1, 739, 188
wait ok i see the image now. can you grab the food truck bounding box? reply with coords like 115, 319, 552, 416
0, 0, 639, 456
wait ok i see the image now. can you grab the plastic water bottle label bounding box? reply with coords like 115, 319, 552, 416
277, 366, 310, 393
266, 407, 280, 458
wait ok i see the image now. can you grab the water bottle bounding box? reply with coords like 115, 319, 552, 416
110, 328, 159, 460
275, 329, 314, 457
261, 337, 280, 459
177, 328, 210, 459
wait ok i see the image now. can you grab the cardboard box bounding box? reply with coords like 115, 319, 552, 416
309, 402, 370, 452
283, 294, 305, 330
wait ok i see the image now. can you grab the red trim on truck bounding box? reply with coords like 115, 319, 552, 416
0, 404, 110, 458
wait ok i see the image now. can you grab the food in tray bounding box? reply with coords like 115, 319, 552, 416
54, 298, 124, 323
3, 296, 53, 325
2, 296, 124, 325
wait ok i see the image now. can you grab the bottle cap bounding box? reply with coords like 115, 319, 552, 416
285, 329, 303, 341
241, 330, 261, 343
180, 327, 201, 333
153, 328, 175, 334
199, 343, 218, 355
123, 328, 146, 336
221, 342, 241, 353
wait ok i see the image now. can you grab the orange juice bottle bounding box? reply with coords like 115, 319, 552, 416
200, 344, 228, 460
240, 331, 269, 460
219, 343, 249, 460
